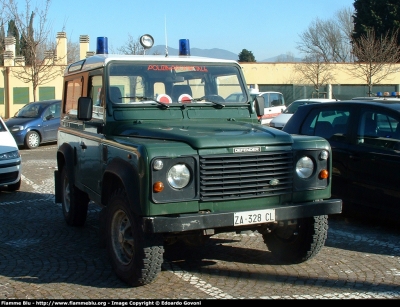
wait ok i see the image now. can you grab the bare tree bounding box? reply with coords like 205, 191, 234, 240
1, 0, 66, 101
296, 7, 354, 63
67, 40, 79, 63
294, 54, 336, 97
117, 34, 145, 55
350, 28, 400, 96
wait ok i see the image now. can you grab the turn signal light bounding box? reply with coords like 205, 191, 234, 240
319, 169, 329, 179
153, 181, 164, 193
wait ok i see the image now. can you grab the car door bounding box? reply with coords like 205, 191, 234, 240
78, 75, 104, 195
298, 105, 354, 199
42, 102, 60, 142
345, 106, 400, 214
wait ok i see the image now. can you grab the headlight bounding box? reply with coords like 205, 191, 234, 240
10, 125, 23, 132
167, 163, 191, 189
296, 156, 314, 178
0, 150, 20, 161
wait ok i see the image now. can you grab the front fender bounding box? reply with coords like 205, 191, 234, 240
102, 157, 142, 215
54, 143, 76, 203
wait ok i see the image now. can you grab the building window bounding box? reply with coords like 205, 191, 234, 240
39, 87, 55, 100
13, 87, 29, 104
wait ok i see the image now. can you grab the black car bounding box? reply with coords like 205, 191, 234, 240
283, 99, 400, 221
5, 99, 61, 149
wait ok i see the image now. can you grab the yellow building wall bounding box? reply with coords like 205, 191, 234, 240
240, 62, 400, 86
0, 66, 64, 118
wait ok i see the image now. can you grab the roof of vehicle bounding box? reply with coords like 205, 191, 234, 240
296, 99, 400, 111
249, 89, 283, 95
282, 98, 339, 114
351, 97, 400, 102
25, 99, 61, 106
292, 98, 339, 103
66, 54, 240, 75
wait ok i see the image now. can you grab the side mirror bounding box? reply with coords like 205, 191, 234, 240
254, 96, 265, 116
77, 97, 93, 120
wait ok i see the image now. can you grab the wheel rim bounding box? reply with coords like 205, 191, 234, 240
111, 209, 134, 265
28, 133, 40, 148
63, 175, 71, 213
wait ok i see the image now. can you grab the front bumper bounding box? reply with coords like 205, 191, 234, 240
142, 199, 342, 233
10, 132, 26, 146
0, 160, 21, 187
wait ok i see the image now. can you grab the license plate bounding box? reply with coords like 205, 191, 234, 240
234, 209, 276, 226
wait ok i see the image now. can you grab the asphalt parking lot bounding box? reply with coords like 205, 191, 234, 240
0, 143, 400, 300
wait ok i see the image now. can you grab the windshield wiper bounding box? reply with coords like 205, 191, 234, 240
121, 96, 169, 109
192, 96, 225, 109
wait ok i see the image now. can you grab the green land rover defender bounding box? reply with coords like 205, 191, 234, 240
54, 36, 342, 287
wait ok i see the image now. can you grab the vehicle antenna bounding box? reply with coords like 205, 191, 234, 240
165, 15, 168, 57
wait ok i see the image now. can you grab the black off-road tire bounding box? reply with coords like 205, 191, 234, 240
24, 131, 40, 149
261, 215, 328, 264
106, 188, 164, 287
61, 167, 89, 226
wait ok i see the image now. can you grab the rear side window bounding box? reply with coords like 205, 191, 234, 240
357, 108, 400, 150
300, 106, 351, 141
64, 78, 83, 116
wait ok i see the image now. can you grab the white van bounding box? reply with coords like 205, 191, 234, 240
250, 90, 286, 125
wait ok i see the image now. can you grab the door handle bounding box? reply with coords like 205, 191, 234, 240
80, 141, 87, 149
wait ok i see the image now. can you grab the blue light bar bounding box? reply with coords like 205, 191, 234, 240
179, 39, 190, 56
96, 37, 108, 54
377, 92, 382, 97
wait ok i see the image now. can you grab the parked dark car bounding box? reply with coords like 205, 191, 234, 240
283, 99, 400, 221
5, 99, 61, 149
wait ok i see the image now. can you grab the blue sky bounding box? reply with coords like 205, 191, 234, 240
46, 0, 354, 61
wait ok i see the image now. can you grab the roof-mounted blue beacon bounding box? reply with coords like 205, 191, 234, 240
96, 37, 108, 54
179, 39, 190, 56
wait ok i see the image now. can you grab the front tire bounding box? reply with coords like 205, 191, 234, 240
106, 188, 164, 287
261, 215, 328, 264
24, 131, 40, 149
61, 167, 89, 226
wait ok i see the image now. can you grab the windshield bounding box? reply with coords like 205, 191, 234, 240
15, 103, 43, 118
106, 62, 247, 105
284, 100, 319, 114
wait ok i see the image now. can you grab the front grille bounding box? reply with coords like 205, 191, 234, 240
199, 151, 293, 201
0, 171, 19, 184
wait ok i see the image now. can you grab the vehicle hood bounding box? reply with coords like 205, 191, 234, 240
270, 114, 293, 127
0, 131, 19, 154
115, 120, 293, 149
5, 117, 39, 127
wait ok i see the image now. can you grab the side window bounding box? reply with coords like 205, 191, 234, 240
357, 109, 400, 150
300, 107, 351, 141
90, 75, 103, 107
262, 93, 270, 108
43, 106, 53, 120
89, 75, 104, 119
270, 93, 284, 107
64, 78, 82, 115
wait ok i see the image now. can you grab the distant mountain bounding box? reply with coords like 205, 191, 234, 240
146, 45, 301, 62
147, 45, 238, 60
260, 54, 302, 62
